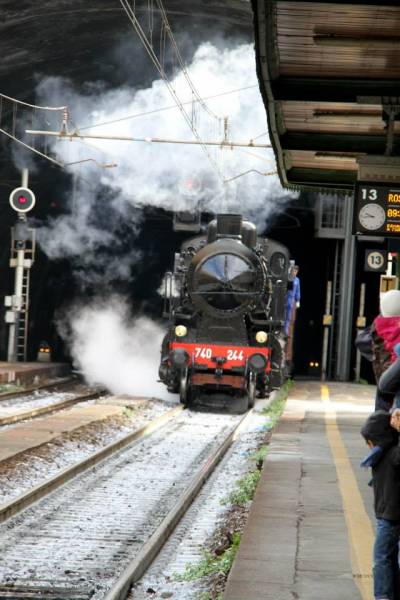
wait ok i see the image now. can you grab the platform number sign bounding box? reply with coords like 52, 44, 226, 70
355, 182, 400, 237
364, 249, 387, 273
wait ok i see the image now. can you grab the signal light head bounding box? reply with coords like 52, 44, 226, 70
9, 187, 36, 213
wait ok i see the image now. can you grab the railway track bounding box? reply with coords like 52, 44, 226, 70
0, 377, 75, 401
0, 406, 182, 523
0, 407, 252, 600
0, 384, 105, 426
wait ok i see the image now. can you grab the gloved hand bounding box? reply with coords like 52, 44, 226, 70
296, 302, 300, 309
394, 343, 400, 357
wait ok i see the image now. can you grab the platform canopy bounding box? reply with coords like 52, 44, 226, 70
251, 1, 400, 192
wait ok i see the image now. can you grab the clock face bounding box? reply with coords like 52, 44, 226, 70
359, 203, 386, 230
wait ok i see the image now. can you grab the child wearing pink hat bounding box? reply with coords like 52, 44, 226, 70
372, 290, 400, 410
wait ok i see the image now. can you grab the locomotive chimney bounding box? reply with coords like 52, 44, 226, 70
216, 214, 243, 238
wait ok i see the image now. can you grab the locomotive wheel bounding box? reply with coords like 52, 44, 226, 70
247, 372, 256, 408
179, 369, 190, 406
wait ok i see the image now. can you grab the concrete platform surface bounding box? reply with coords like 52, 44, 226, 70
0, 403, 125, 462
224, 381, 376, 600
0, 362, 70, 385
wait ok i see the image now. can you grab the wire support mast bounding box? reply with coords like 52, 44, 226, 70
118, 0, 225, 183
25, 129, 272, 149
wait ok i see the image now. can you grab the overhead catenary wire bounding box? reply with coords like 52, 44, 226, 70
224, 169, 277, 182
251, 131, 269, 141
154, 0, 220, 122
0, 91, 121, 175
118, 0, 226, 182
0, 25, 275, 184
1, 6, 270, 183
0, 93, 66, 112
0, 92, 69, 168
236, 147, 275, 163
0, 127, 64, 168
78, 84, 259, 131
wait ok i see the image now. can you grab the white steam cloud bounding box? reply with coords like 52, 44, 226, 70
59, 296, 174, 399
37, 42, 296, 258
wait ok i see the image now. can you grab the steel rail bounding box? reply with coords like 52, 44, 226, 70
0, 388, 105, 426
0, 405, 182, 524
0, 376, 75, 402
104, 407, 254, 600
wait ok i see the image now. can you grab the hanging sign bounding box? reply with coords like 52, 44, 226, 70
354, 182, 400, 237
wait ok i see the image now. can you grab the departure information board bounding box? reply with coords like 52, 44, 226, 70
354, 182, 400, 237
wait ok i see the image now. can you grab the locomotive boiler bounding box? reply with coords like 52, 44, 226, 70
159, 214, 290, 407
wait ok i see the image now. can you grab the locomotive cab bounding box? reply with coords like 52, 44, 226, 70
159, 214, 290, 408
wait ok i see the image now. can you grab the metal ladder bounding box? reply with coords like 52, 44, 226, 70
8, 226, 35, 362
16, 268, 30, 361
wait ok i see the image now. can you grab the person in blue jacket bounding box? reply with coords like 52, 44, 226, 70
285, 265, 301, 336
285, 265, 300, 371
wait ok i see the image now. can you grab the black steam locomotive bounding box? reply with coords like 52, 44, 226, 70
159, 214, 291, 407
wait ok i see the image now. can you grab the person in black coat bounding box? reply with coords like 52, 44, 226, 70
361, 411, 400, 600
379, 346, 400, 410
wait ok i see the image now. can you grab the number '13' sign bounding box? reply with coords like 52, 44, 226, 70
361, 188, 378, 200
364, 250, 387, 272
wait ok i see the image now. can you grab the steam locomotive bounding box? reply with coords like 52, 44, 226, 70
159, 214, 291, 407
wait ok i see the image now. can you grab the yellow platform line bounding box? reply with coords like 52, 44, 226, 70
321, 384, 374, 600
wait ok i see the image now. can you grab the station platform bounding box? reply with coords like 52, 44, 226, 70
224, 381, 377, 600
0, 402, 126, 462
0, 361, 70, 386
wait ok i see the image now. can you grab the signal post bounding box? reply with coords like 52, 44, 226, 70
5, 170, 36, 362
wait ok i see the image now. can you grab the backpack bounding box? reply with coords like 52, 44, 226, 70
355, 326, 373, 362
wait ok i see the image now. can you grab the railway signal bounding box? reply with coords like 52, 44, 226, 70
9, 187, 36, 213
5, 170, 36, 362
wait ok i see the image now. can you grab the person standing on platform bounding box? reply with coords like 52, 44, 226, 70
378, 345, 400, 411
284, 265, 301, 373
361, 411, 400, 600
372, 290, 400, 410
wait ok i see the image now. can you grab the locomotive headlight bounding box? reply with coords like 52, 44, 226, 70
175, 325, 188, 337
255, 331, 268, 344
248, 353, 267, 373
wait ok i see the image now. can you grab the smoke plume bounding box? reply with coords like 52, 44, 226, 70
36, 42, 296, 258
59, 296, 174, 399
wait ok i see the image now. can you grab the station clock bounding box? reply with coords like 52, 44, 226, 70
358, 203, 386, 231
